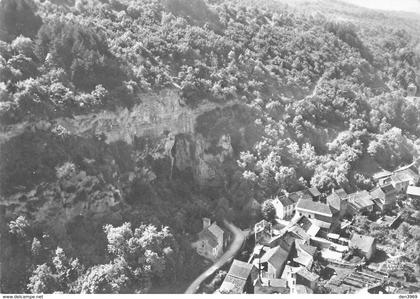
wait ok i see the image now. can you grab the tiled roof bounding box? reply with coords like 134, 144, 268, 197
296, 199, 333, 217
307, 187, 321, 197
220, 275, 246, 294
350, 233, 375, 253
373, 170, 392, 180
300, 243, 317, 257
229, 259, 254, 280
381, 184, 396, 193
289, 225, 310, 242
288, 190, 312, 203
407, 186, 420, 197
297, 267, 319, 282
296, 284, 313, 294
220, 260, 254, 294
349, 190, 374, 209
395, 168, 419, 180
335, 188, 348, 198
199, 222, 223, 248
275, 195, 294, 207
260, 245, 289, 270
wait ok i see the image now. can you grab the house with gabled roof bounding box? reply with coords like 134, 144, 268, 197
347, 190, 375, 215
349, 233, 376, 261
407, 186, 420, 200
294, 239, 317, 269
327, 188, 349, 218
306, 187, 321, 200
370, 184, 397, 211
272, 195, 295, 220
391, 168, 419, 192
254, 219, 273, 245
295, 199, 334, 229
193, 218, 224, 260
258, 245, 290, 279
219, 259, 256, 294
292, 215, 320, 238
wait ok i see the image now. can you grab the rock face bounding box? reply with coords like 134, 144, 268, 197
0, 89, 245, 219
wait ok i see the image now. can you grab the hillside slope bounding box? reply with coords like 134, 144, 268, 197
0, 0, 420, 293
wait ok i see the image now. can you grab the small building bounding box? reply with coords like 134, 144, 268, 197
295, 284, 313, 294
306, 187, 321, 201
253, 277, 289, 294
349, 233, 376, 261
292, 215, 320, 238
390, 168, 419, 192
282, 264, 319, 293
370, 184, 398, 211
219, 259, 256, 294
272, 195, 295, 220
254, 220, 273, 245
296, 267, 320, 290
372, 170, 392, 183
347, 190, 375, 215
407, 186, 420, 200
194, 218, 224, 260
257, 245, 291, 279
327, 188, 349, 218
294, 239, 317, 269
295, 199, 334, 229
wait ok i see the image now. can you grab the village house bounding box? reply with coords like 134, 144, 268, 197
272, 187, 321, 220
370, 184, 398, 211
294, 239, 317, 269
372, 170, 392, 183
272, 195, 295, 220
306, 187, 322, 201
282, 263, 319, 294
219, 259, 256, 294
390, 168, 419, 192
253, 277, 289, 294
407, 186, 420, 201
253, 231, 295, 280
347, 190, 375, 215
193, 218, 224, 260
295, 198, 334, 229
349, 233, 376, 261
327, 188, 349, 218
254, 219, 273, 245
291, 215, 321, 238
257, 245, 291, 279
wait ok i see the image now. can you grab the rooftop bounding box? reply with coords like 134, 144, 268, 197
349, 190, 374, 209
373, 170, 392, 180
198, 222, 223, 248
307, 187, 321, 197
296, 284, 313, 294
288, 190, 313, 203
350, 233, 376, 253
260, 245, 289, 270
297, 267, 320, 282
274, 195, 294, 207
219, 259, 254, 294
407, 186, 420, 197
296, 199, 333, 217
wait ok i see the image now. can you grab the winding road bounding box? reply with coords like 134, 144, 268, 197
184, 220, 250, 294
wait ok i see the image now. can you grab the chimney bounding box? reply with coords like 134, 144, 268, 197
203, 217, 211, 229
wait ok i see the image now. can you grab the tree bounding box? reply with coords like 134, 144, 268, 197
9, 215, 30, 240
27, 264, 58, 294
0, 0, 42, 42
261, 200, 276, 223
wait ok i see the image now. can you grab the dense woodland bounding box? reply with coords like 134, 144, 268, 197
1, 0, 420, 293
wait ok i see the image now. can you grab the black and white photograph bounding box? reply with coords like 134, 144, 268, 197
0, 0, 420, 295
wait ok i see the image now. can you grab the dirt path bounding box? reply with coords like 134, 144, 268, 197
184, 220, 250, 294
